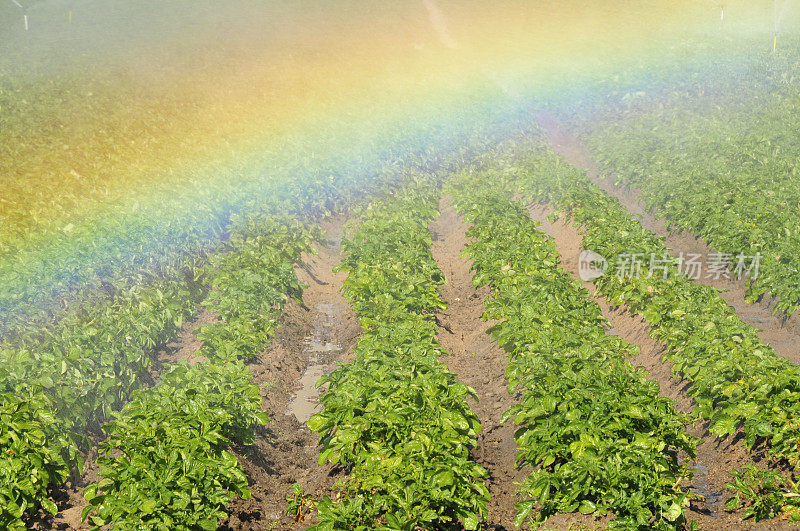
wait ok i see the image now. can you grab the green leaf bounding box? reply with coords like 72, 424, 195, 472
663, 501, 682, 521
514, 500, 536, 527
307, 414, 326, 433
725, 495, 740, 511
463, 512, 480, 530
579, 499, 597, 515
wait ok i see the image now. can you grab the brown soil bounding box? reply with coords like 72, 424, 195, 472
537, 111, 800, 363
430, 195, 528, 530
221, 215, 360, 530
159, 308, 217, 366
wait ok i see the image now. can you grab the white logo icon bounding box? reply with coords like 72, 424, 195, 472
578, 250, 608, 281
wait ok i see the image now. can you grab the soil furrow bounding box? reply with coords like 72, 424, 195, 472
222, 215, 359, 530
429, 194, 526, 530
537, 111, 800, 363
526, 202, 763, 529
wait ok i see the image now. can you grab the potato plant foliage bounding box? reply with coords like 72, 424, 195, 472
198, 211, 318, 362
578, 52, 800, 317
82, 362, 263, 529
448, 176, 695, 530
517, 141, 800, 454
308, 178, 489, 529
0, 108, 523, 527
511, 135, 800, 517
0, 387, 77, 530
79, 210, 315, 529
0, 195, 318, 527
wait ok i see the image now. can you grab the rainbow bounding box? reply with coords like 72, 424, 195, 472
0, 0, 791, 328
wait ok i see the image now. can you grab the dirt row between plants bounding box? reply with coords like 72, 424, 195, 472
537, 111, 800, 363
221, 215, 360, 530
529, 115, 797, 528
431, 195, 615, 530
45, 215, 360, 531
429, 195, 526, 530
527, 202, 770, 529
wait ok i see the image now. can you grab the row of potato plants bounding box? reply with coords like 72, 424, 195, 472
80, 362, 266, 529
0, 182, 347, 426
0, 92, 526, 341
79, 209, 317, 528
571, 47, 800, 316
0, 141, 423, 528
1, 160, 367, 343
0, 190, 329, 528
307, 177, 490, 529
447, 176, 696, 529
511, 137, 800, 517
0, 271, 199, 528
0, 114, 525, 527
196, 210, 320, 363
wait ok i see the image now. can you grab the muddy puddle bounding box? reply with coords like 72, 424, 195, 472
286, 304, 342, 424
690, 461, 725, 515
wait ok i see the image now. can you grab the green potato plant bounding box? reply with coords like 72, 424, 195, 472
506, 134, 800, 519
575, 49, 800, 317
81, 361, 264, 530
0, 387, 78, 530
448, 178, 695, 530
308, 178, 489, 529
